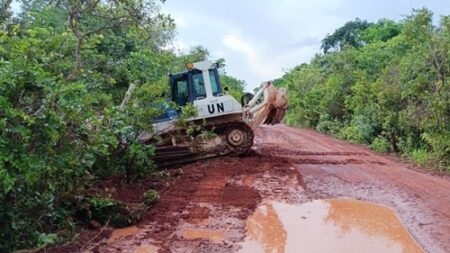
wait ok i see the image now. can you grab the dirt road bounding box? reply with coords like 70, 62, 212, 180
86, 125, 450, 253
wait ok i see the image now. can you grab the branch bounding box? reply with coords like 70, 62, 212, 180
119, 82, 137, 111
80, 219, 110, 252
66, 4, 84, 81
82, 24, 118, 38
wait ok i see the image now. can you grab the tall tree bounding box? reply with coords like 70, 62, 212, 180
321, 18, 372, 53
22, 0, 175, 81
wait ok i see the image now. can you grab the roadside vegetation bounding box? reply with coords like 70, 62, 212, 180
0, 0, 244, 251
277, 9, 449, 171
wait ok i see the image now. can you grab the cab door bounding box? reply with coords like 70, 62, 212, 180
170, 73, 189, 106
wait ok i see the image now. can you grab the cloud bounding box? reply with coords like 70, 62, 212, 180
222, 34, 280, 83
215, 1, 347, 88
284, 37, 322, 49
221, 33, 320, 88
265, 0, 347, 39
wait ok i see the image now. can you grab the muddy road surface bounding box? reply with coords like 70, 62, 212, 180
81, 125, 450, 253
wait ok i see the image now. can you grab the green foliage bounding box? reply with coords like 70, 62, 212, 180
420, 132, 450, 168
0, 0, 232, 251
174, 103, 199, 134
175, 46, 209, 70
282, 8, 450, 171
172, 104, 216, 143
86, 197, 132, 226
370, 137, 391, 153
88, 196, 117, 209
0, 0, 13, 25
70, 196, 134, 227
220, 74, 246, 100
143, 189, 159, 204
37, 233, 58, 248
361, 19, 402, 43
321, 18, 372, 53
409, 149, 430, 166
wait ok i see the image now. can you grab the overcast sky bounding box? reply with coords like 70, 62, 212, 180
161, 0, 450, 90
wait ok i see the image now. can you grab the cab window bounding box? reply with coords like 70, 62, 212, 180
173, 75, 188, 106
191, 71, 206, 99
209, 70, 222, 96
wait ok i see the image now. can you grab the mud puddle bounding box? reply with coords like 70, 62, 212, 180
105, 226, 160, 253
181, 228, 226, 243
239, 199, 424, 253
107, 226, 141, 244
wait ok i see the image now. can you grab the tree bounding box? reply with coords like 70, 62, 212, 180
321, 18, 372, 53
0, 0, 176, 250
220, 74, 246, 100
361, 19, 402, 43
22, 0, 175, 81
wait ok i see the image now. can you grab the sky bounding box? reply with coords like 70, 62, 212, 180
161, 0, 450, 91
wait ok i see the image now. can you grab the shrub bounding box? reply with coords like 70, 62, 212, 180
409, 149, 430, 166
370, 137, 391, 153
144, 189, 159, 205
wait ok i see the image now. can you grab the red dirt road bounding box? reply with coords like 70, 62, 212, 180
81, 125, 450, 253
257, 125, 450, 253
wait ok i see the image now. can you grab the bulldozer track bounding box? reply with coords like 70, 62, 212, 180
155, 121, 254, 167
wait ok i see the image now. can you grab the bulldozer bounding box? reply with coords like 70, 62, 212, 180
142, 60, 288, 166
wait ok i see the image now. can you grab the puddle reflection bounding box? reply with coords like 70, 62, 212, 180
239, 199, 424, 253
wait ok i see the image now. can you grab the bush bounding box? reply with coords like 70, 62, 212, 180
409, 149, 430, 166
421, 132, 450, 171
370, 137, 391, 153
339, 125, 365, 143
68, 196, 135, 228
144, 189, 159, 204
316, 114, 342, 135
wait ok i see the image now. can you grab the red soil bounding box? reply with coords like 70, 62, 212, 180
47, 125, 450, 253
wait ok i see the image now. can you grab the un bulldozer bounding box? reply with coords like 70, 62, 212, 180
140, 60, 288, 166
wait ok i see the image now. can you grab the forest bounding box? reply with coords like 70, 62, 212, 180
1, 0, 449, 252
277, 9, 449, 172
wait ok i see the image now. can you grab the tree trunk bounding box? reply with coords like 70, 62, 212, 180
66, 5, 84, 81
67, 36, 83, 81
389, 131, 399, 153
119, 83, 137, 111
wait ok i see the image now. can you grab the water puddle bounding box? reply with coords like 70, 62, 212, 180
239, 199, 424, 253
181, 228, 225, 243
107, 226, 140, 244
